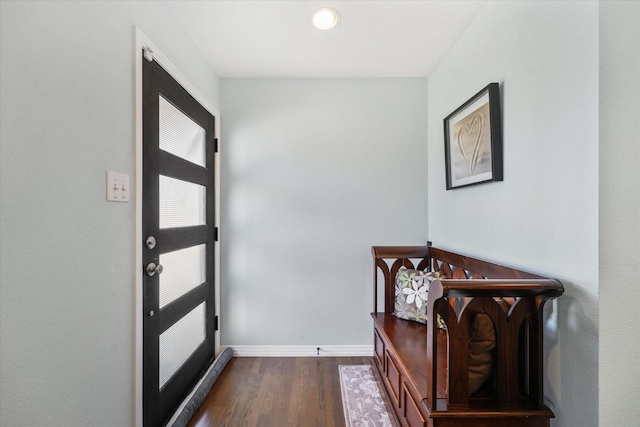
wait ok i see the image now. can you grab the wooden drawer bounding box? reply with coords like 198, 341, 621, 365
385, 351, 401, 408
374, 327, 385, 371
403, 383, 426, 427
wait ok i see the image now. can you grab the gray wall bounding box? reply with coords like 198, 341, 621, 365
599, 2, 640, 426
0, 1, 220, 425
220, 78, 428, 347
426, 2, 599, 426
1, 1, 638, 427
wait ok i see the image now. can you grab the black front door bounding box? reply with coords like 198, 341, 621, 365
142, 51, 216, 427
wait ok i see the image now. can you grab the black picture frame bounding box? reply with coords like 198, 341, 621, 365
444, 83, 503, 190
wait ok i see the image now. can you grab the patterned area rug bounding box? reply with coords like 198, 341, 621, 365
339, 365, 394, 427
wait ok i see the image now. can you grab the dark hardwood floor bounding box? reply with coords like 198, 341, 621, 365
186, 356, 379, 427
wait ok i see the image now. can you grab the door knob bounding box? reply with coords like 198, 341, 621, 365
146, 262, 164, 276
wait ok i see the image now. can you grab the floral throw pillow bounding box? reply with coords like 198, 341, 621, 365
394, 268, 447, 327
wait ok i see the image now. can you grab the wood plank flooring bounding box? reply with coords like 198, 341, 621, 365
186, 356, 378, 427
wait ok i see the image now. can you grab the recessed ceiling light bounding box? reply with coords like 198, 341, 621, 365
311, 7, 340, 30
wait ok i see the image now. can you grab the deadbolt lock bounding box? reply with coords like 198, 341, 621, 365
145, 236, 156, 250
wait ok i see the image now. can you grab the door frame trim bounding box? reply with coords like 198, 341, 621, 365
134, 27, 221, 427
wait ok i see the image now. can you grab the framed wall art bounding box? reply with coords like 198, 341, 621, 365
444, 83, 503, 190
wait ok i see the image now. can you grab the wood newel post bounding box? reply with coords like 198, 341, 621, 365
530, 295, 548, 408
425, 282, 443, 410
372, 249, 378, 314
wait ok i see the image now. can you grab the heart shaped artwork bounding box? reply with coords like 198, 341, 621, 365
456, 112, 485, 176
444, 83, 502, 189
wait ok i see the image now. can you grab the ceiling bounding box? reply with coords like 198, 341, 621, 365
165, 0, 487, 78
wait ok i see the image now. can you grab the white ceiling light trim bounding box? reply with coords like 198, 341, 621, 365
311, 7, 340, 30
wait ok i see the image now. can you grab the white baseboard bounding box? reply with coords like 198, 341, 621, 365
225, 345, 374, 357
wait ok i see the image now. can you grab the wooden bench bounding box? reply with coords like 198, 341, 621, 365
371, 245, 563, 427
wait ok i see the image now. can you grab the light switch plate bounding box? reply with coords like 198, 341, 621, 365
107, 171, 130, 202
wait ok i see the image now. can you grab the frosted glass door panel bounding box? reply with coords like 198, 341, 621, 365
159, 95, 206, 167
159, 302, 206, 389
159, 244, 206, 308
159, 175, 205, 229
